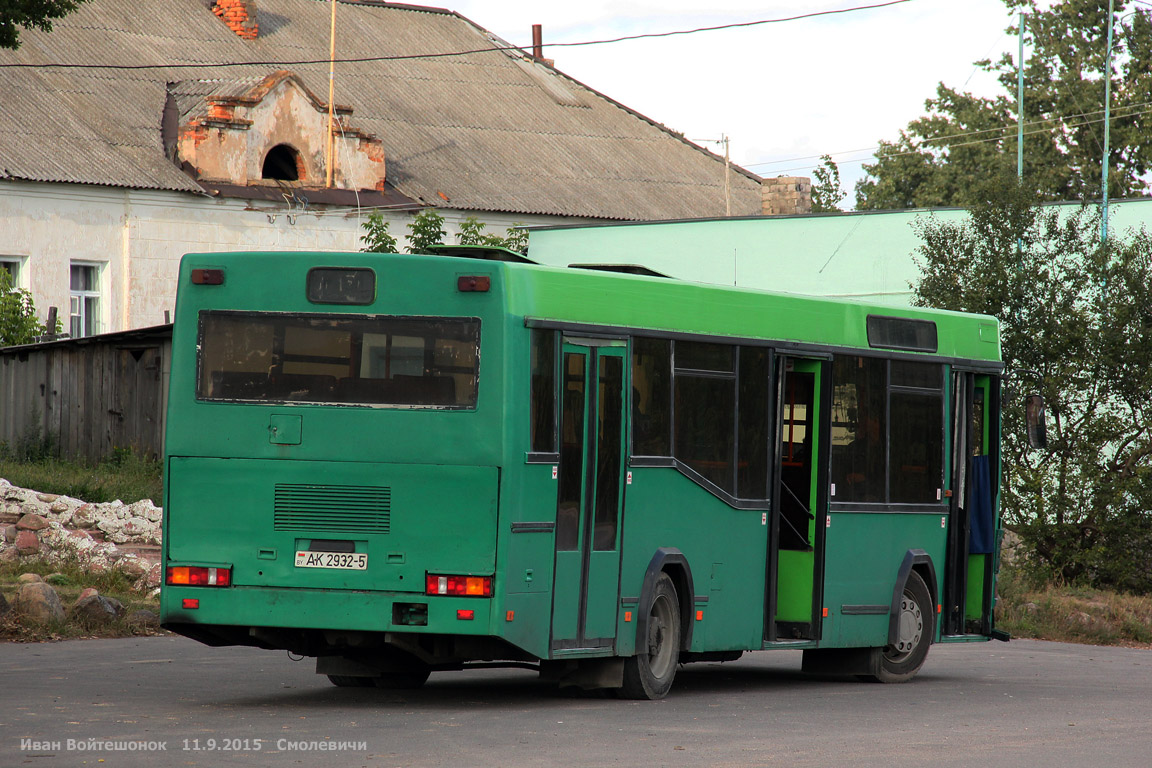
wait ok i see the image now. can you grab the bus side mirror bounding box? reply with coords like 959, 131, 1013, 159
1025, 394, 1047, 449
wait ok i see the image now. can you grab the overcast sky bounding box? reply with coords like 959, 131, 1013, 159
445, 0, 1025, 209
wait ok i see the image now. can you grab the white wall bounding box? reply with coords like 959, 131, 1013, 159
0, 180, 586, 333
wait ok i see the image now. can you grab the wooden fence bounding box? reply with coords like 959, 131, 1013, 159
0, 325, 171, 463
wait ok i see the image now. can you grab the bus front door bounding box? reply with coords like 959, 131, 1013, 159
551, 340, 627, 652
766, 357, 829, 643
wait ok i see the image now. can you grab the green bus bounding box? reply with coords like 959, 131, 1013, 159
160, 245, 1007, 698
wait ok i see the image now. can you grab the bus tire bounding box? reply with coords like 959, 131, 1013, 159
327, 674, 375, 688
864, 570, 932, 683
619, 572, 680, 700
372, 665, 431, 690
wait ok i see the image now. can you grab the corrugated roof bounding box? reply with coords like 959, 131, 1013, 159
0, 0, 764, 220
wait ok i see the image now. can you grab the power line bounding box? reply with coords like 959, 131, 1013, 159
749, 98, 1152, 171
0, 1, 912, 71
764, 102, 1152, 175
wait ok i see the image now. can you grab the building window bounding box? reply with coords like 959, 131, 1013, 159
70, 263, 102, 338
0, 258, 18, 281
262, 144, 304, 181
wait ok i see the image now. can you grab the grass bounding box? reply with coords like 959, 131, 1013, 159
0, 451, 163, 641
0, 450, 162, 505
996, 564, 1152, 647
0, 555, 161, 642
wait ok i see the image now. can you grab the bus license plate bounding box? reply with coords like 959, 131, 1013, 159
294, 551, 368, 570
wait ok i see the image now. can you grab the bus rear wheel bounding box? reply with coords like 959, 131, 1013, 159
327, 674, 375, 687
864, 570, 932, 683
372, 665, 431, 690
619, 572, 680, 700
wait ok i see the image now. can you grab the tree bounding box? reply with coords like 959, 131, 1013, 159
359, 211, 399, 253
406, 209, 447, 254
456, 215, 529, 252
912, 180, 1152, 590
810, 155, 845, 213
857, 0, 1152, 210
1, 0, 89, 50
0, 268, 56, 346
362, 210, 530, 255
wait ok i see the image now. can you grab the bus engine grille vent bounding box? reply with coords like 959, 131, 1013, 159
273, 484, 391, 534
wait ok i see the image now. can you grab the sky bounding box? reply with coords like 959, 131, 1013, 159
445, 0, 1025, 209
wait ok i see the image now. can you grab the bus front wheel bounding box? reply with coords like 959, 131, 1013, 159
619, 572, 680, 700
864, 570, 932, 683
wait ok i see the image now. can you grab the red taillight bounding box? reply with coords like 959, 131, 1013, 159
182, 598, 200, 609
190, 268, 225, 285
457, 609, 475, 620
166, 566, 232, 587
457, 275, 490, 292
425, 574, 492, 597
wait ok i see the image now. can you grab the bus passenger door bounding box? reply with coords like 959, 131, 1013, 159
942, 372, 998, 636
766, 357, 829, 643
551, 340, 627, 652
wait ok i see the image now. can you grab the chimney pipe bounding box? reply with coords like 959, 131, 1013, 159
532, 24, 543, 61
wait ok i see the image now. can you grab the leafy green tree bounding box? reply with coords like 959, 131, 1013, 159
858, 0, 1152, 210
912, 180, 1152, 590
406, 209, 447, 254
1, 0, 89, 50
810, 155, 845, 213
0, 268, 55, 346
456, 215, 529, 253
359, 211, 399, 253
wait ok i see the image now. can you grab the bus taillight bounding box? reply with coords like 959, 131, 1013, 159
425, 574, 492, 597
457, 275, 490, 292
190, 268, 225, 285
166, 566, 232, 587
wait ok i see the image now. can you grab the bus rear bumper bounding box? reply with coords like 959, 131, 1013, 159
161, 584, 495, 639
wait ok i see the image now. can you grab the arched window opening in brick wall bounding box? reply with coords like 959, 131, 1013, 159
262, 144, 305, 181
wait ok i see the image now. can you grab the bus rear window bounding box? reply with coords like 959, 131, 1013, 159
197, 312, 480, 407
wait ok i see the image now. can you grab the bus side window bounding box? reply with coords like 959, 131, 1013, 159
530, 330, 556, 452
830, 356, 886, 503
674, 341, 736, 494
632, 338, 671, 456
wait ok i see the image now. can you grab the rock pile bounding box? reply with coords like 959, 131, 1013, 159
5, 572, 160, 628
0, 479, 163, 591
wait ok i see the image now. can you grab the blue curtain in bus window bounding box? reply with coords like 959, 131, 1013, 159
968, 455, 994, 554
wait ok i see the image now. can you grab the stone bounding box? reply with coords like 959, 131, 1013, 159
0, 590, 9, 617
70, 594, 125, 628
72, 504, 98, 529
117, 556, 150, 579
13, 581, 65, 623
16, 513, 49, 531
127, 609, 160, 628
17, 573, 44, 583
120, 517, 152, 542
0, 549, 19, 563
76, 587, 99, 603
2, 525, 15, 543
36, 493, 59, 503
144, 563, 163, 588
14, 529, 39, 555
1068, 611, 1093, 627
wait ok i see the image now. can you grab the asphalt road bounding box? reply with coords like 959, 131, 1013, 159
1, 636, 1150, 768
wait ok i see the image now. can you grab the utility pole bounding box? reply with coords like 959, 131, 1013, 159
722, 134, 731, 217
1017, 12, 1025, 181
1101, 0, 1115, 242
325, 0, 337, 189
